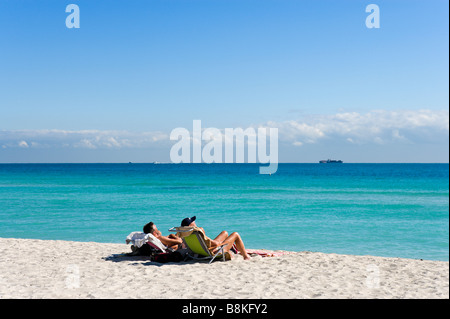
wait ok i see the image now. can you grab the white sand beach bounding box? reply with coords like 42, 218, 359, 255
0, 237, 448, 299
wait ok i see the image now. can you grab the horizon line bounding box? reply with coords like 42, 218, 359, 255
0, 162, 448, 165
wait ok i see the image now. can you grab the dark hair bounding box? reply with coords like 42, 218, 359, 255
143, 222, 155, 234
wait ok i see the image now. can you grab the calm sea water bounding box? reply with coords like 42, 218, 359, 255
0, 164, 448, 261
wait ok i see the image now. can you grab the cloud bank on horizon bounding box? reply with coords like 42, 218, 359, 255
269, 109, 449, 146
1, 109, 448, 163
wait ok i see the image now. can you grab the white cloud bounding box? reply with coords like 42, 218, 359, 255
263, 109, 449, 145
0, 109, 447, 153
0, 129, 169, 149
18, 141, 29, 148
74, 139, 97, 149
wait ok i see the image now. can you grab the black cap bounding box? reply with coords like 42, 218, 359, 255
181, 216, 196, 227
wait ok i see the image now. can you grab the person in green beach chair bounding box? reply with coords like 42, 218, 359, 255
180, 216, 251, 260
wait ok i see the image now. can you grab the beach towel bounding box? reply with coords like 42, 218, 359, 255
125, 231, 167, 253
244, 249, 296, 258
125, 232, 147, 247
175, 226, 214, 248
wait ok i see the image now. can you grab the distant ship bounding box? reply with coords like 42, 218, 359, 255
319, 159, 343, 164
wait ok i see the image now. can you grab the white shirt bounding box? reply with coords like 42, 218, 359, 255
125, 231, 167, 252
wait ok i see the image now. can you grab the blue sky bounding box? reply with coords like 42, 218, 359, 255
0, 0, 448, 162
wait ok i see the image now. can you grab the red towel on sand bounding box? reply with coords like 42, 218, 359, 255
243, 249, 296, 257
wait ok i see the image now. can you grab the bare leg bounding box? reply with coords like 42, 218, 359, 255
221, 232, 250, 260
213, 231, 228, 243
209, 231, 228, 247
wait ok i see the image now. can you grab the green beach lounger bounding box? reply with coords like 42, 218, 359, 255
169, 227, 229, 264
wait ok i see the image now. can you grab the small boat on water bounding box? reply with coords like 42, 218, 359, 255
319, 159, 343, 164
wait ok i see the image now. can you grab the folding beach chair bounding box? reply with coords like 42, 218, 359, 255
169, 227, 229, 264
125, 231, 168, 256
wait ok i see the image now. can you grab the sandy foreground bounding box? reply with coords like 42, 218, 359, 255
0, 237, 448, 299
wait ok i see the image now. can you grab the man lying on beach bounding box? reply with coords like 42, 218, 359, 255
181, 216, 251, 260
143, 222, 183, 250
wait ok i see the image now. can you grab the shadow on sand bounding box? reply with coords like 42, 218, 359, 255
103, 253, 198, 267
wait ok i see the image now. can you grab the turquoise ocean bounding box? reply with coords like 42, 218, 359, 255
0, 163, 448, 261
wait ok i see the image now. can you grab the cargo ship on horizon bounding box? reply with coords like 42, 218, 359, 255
319, 159, 343, 163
